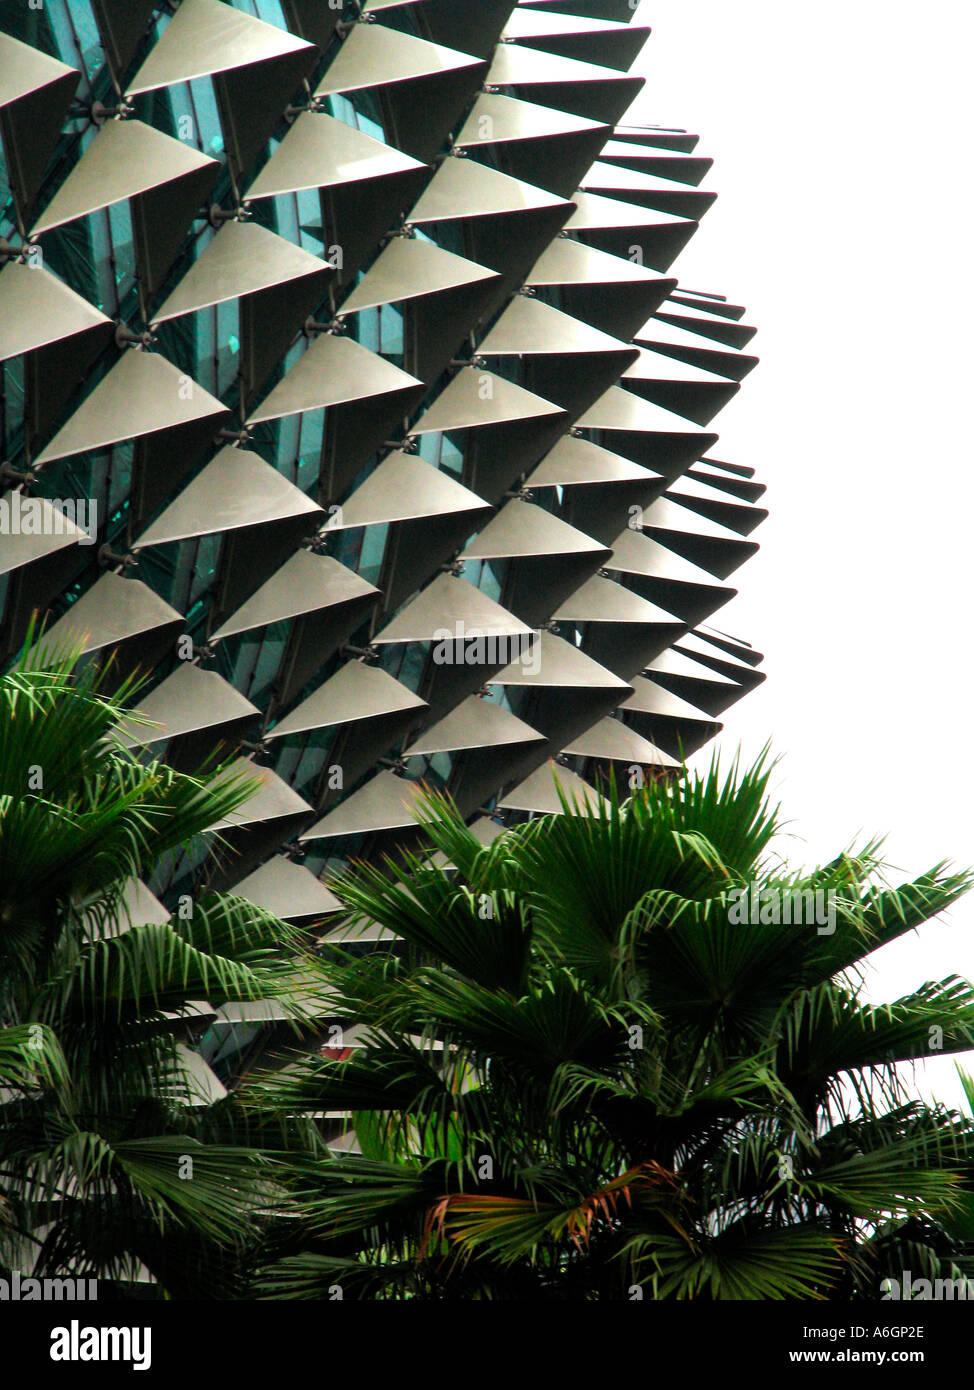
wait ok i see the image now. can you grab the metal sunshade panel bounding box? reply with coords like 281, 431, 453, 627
490, 629, 629, 690
34, 350, 228, 469
211, 550, 377, 641
501, 9, 651, 73
133, 446, 321, 550
598, 138, 714, 187
127, 0, 319, 186
497, 760, 610, 815
229, 856, 343, 922
604, 529, 737, 627
410, 155, 574, 287
455, 93, 610, 200
518, 0, 644, 21
406, 695, 544, 757
373, 572, 532, 646
339, 238, 501, 383
654, 304, 758, 350
325, 453, 490, 530
0, 262, 116, 448
674, 634, 767, 689
555, 572, 686, 680
563, 716, 680, 769
526, 237, 676, 339
151, 221, 334, 400
211, 757, 313, 830
30, 120, 222, 301
528, 434, 659, 489
246, 332, 423, 425
0, 496, 91, 576
116, 664, 261, 771
0, 33, 80, 223
266, 659, 426, 744
461, 498, 608, 562
409, 0, 517, 59
613, 125, 700, 153
209, 549, 380, 711
411, 365, 565, 435
477, 295, 639, 416
245, 113, 429, 286
567, 190, 698, 274
620, 676, 723, 760
314, 22, 486, 164
687, 460, 767, 504
643, 655, 752, 720
204, 756, 314, 887
31, 571, 183, 667
245, 112, 426, 201
640, 495, 761, 580
299, 770, 425, 842
340, 238, 499, 316
622, 347, 741, 427
580, 160, 717, 221
485, 43, 643, 126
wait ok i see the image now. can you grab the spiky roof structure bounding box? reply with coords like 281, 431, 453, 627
0, 0, 765, 924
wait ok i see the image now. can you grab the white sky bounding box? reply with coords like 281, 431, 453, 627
630, 1, 974, 1105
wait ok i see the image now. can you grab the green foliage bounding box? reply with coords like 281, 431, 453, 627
0, 641, 328, 1297
256, 755, 974, 1300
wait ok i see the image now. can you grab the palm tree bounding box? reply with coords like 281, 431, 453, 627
0, 640, 328, 1298
252, 755, 974, 1300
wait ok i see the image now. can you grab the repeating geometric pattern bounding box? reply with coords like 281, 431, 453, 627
0, 0, 766, 938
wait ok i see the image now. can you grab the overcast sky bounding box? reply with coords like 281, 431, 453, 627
630, 1, 974, 1106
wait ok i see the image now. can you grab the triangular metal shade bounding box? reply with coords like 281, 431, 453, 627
411, 367, 564, 434
31, 120, 220, 297
406, 697, 544, 756
90, 0, 159, 83
315, 21, 481, 96
152, 220, 330, 324
117, 664, 259, 748
245, 112, 425, 201
0, 497, 89, 575
127, 0, 317, 181
479, 295, 632, 357
128, 0, 314, 93
35, 351, 227, 467
553, 574, 684, 626
462, 499, 607, 560
491, 631, 630, 689
411, 154, 570, 223
134, 447, 320, 549
267, 660, 426, 742
211, 551, 377, 641
300, 770, 424, 841
247, 333, 423, 426
528, 434, 657, 488
210, 758, 312, 829
374, 574, 532, 646
340, 237, 498, 314
232, 856, 343, 920
34, 572, 182, 656
0, 262, 112, 361
325, 453, 489, 529
0, 33, 80, 219
457, 90, 606, 147
563, 716, 680, 766
498, 760, 609, 813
